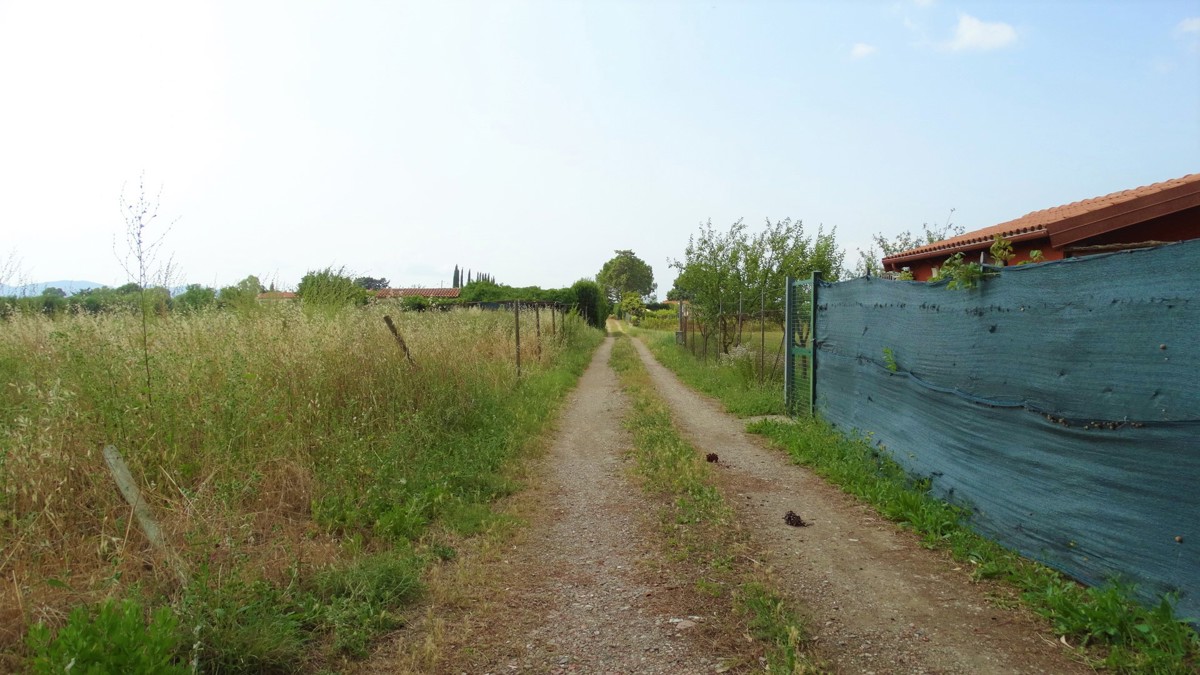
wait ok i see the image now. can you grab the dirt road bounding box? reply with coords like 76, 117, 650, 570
364, 336, 1089, 673
626, 337, 1088, 674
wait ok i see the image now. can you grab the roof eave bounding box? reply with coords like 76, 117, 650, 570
1048, 182, 1200, 248
882, 229, 1048, 266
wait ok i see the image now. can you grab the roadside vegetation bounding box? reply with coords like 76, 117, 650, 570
632, 327, 784, 416
633, 330, 1199, 673
609, 335, 820, 673
0, 301, 601, 672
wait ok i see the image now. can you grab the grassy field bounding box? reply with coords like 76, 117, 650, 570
0, 304, 601, 671
629, 326, 1199, 673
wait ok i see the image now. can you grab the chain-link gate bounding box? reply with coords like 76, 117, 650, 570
784, 273, 819, 415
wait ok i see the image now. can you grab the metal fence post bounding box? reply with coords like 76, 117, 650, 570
784, 277, 795, 414
810, 271, 821, 417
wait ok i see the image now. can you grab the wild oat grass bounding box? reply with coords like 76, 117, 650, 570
0, 303, 598, 669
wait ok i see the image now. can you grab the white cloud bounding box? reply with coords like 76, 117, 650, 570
946, 14, 1017, 51
1177, 17, 1200, 34
851, 42, 878, 59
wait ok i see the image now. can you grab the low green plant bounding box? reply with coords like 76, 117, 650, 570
178, 573, 307, 672
931, 252, 985, 290
738, 583, 811, 674
27, 599, 188, 675
989, 234, 1014, 266
882, 347, 898, 373
310, 548, 424, 657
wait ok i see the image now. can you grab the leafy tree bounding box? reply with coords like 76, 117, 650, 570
297, 267, 369, 308
42, 287, 66, 298
218, 275, 265, 310
619, 292, 646, 323
597, 250, 656, 305
671, 218, 843, 355
401, 295, 430, 312
570, 279, 608, 328
353, 276, 390, 291
855, 211, 964, 277
175, 284, 217, 312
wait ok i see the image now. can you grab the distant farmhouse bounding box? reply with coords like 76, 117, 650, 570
883, 173, 1200, 281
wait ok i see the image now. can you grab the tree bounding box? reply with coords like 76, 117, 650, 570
218, 275, 265, 310
855, 210, 964, 277
297, 267, 369, 308
597, 250, 656, 305
619, 291, 646, 323
452, 265, 460, 288
175, 284, 216, 312
671, 218, 844, 355
570, 279, 608, 328
42, 287, 66, 298
353, 276, 390, 291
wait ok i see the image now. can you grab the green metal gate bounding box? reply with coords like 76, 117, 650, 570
784, 273, 819, 415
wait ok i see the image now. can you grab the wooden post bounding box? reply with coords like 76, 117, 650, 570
383, 315, 417, 367
514, 301, 522, 377
103, 445, 188, 583
535, 304, 542, 361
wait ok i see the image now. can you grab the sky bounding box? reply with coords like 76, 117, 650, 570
1, 0, 1198, 294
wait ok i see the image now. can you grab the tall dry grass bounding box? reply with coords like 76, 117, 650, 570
0, 303, 597, 667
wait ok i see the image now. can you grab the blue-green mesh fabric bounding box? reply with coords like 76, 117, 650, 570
815, 240, 1199, 620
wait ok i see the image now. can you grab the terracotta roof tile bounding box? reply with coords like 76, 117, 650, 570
375, 288, 461, 299
884, 173, 1200, 263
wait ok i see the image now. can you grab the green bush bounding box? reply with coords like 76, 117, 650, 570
27, 599, 188, 675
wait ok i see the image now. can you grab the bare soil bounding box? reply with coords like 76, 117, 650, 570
362, 336, 1094, 674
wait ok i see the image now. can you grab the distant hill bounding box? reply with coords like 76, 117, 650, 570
0, 280, 107, 296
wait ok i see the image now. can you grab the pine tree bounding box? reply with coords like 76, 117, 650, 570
453, 265, 460, 288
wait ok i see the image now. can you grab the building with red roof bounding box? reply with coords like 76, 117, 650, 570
882, 173, 1200, 281
374, 288, 461, 299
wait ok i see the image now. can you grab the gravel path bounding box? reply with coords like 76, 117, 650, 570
490, 337, 722, 673
627, 337, 1092, 675
362, 337, 725, 674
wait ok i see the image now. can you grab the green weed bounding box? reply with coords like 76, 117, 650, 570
27, 599, 188, 675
